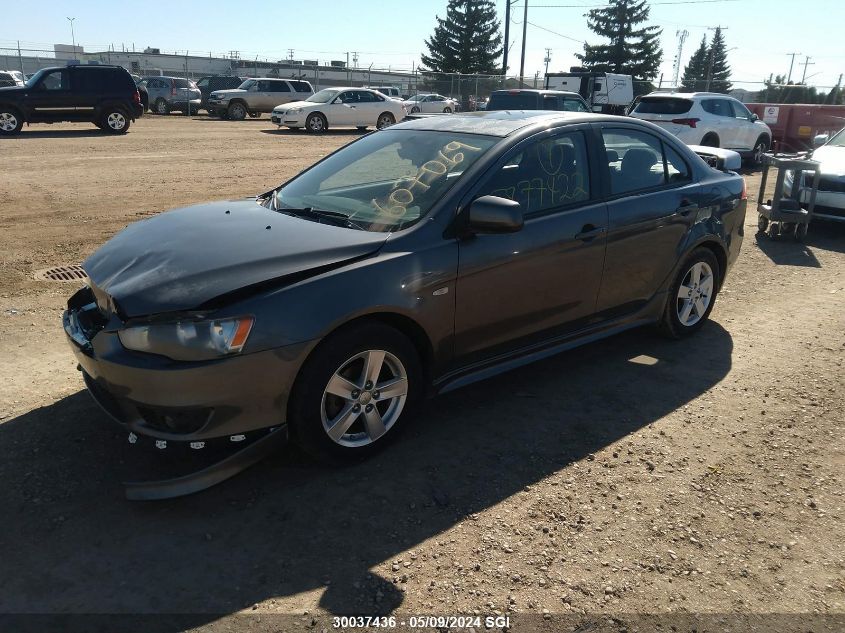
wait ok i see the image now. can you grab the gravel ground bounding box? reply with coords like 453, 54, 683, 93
0, 115, 843, 632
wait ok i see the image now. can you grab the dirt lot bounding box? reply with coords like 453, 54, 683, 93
0, 116, 843, 631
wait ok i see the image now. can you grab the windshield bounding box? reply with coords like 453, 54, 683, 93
274, 130, 498, 232
24, 68, 50, 88
238, 79, 256, 90
405, 95, 426, 102
826, 128, 845, 147
307, 89, 340, 103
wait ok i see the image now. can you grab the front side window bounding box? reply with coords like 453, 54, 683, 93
730, 100, 751, 120
476, 131, 591, 215
196, 78, 209, 88
543, 95, 559, 110
274, 130, 497, 232
562, 98, 589, 112
602, 129, 667, 195
36, 69, 69, 91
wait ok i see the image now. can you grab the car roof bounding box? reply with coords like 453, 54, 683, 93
492, 89, 582, 97
391, 110, 617, 137
644, 92, 734, 99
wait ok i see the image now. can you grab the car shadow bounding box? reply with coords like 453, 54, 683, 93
259, 128, 369, 137
0, 323, 733, 626
2, 128, 109, 139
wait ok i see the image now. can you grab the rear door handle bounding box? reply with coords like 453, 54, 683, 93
575, 225, 606, 241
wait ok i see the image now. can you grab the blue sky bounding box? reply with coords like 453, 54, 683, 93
2, 0, 843, 90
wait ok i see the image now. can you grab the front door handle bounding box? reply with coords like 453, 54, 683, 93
575, 225, 606, 241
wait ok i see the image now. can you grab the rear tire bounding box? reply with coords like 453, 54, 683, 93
660, 248, 720, 339
0, 109, 24, 135
443, 106, 452, 113
757, 214, 769, 233
795, 223, 808, 242
288, 322, 422, 463
376, 112, 395, 129
701, 133, 719, 148
154, 98, 170, 115
100, 109, 130, 134
248, 111, 261, 118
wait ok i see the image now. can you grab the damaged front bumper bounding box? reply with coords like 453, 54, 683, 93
63, 287, 314, 499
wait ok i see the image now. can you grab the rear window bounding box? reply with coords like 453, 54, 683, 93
633, 97, 693, 115
486, 92, 539, 110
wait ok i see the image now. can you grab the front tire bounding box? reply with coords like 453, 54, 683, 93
0, 109, 24, 135
660, 248, 720, 339
752, 135, 769, 166
305, 112, 327, 133
288, 322, 422, 463
227, 101, 247, 120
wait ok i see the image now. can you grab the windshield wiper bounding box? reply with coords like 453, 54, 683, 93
278, 206, 366, 230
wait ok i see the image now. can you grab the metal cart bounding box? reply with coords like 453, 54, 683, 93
757, 154, 821, 241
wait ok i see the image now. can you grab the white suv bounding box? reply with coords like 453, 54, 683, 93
630, 92, 772, 163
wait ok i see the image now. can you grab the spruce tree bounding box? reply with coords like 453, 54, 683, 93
704, 27, 732, 93
680, 36, 708, 91
421, 0, 503, 74
576, 0, 663, 82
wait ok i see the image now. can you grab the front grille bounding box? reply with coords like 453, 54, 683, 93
137, 406, 212, 435
817, 176, 845, 193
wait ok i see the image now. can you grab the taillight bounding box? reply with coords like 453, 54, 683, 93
671, 117, 699, 128
133, 90, 141, 105
741, 178, 747, 200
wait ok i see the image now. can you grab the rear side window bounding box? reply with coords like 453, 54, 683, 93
172, 78, 190, 89
665, 144, 692, 183
602, 129, 667, 195
701, 99, 732, 117
268, 81, 291, 92
562, 98, 588, 112
75, 69, 129, 92
289, 81, 312, 92
634, 97, 692, 115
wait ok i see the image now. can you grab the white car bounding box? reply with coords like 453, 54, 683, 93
271, 87, 406, 132
629, 92, 772, 163
785, 127, 845, 222
402, 94, 458, 114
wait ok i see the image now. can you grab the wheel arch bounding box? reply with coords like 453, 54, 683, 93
0, 101, 26, 122
690, 238, 728, 291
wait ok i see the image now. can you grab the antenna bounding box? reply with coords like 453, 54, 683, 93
671, 29, 688, 89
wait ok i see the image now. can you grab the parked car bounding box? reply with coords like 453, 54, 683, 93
131, 74, 149, 111
195, 75, 246, 113
271, 87, 406, 132
207, 78, 313, 120
486, 89, 589, 113
784, 126, 845, 221
63, 111, 745, 499
401, 93, 458, 114
0, 65, 142, 135
141, 76, 201, 115
365, 86, 401, 99
0, 70, 24, 87
629, 92, 772, 163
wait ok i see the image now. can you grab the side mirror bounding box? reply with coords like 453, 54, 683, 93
466, 196, 523, 234
813, 133, 828, 147
750, 113, 759, 122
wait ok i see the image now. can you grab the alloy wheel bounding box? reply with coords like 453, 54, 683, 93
308, 115, 324, 131
676, 261, 714, 327
0, 112, 18, 131
320, 349, 408, 448
107, 112, 126, 130
377, 113, 394, 129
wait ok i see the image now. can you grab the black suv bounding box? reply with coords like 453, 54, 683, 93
0, 64, 142, 136
195, 75, 246, 113
486, 89, 590, 113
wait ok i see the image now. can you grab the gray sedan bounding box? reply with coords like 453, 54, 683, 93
64, 111, 746, 499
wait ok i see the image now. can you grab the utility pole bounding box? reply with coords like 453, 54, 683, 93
543, 48, 551, 77
17, 40, 23, 74
288, 49, 295, 63
352, 52, 359, 68
66, 17, 77, 59
785, 51, 800, 84
503, 0, 511, 77
800, 56, 814, 84
671, 29, 688, 89
519, 0, 528, 86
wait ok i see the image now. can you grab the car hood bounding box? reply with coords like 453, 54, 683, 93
273, 100, 312, 111
812, 145, 845, 176
210, 88, 246, 97
84, 199, 390, 318
0, 85, 25, 93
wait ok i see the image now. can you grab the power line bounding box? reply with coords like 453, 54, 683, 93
532, 0, 743, 6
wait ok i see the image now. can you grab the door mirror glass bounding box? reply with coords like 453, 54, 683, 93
467, 196, 523, 234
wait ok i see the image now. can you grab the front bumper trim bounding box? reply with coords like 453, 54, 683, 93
123, 425, 288, 501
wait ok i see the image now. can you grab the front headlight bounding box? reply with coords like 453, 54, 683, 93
288, 108, 302, 114
118, 316, 254, 361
